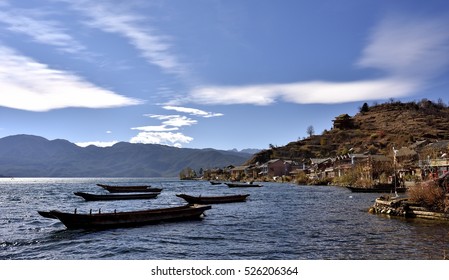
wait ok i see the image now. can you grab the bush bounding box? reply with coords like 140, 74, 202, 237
408, 180, 446, 212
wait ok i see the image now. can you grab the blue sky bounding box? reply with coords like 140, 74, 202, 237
1, 0, 449, 151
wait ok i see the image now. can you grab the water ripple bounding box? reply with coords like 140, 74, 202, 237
1, 179, 449, 259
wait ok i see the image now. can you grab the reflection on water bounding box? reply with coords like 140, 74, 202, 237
1, 178, 448, 259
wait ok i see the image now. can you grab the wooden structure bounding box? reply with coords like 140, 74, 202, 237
38, 204, 212, 229
176, 193, 249, 204
225, 182, 263, 188
97, 184, 162, 193
74, 192, 160, 201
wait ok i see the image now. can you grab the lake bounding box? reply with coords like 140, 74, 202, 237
1, 178, 449, 260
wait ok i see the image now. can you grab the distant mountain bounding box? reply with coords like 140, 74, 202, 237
0, 135, 251, 177
228, 148, 261, 154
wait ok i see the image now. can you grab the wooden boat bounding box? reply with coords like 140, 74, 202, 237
97, 183, 162, 193
225, 182, 263, 188
346, 184, 407, 193
209, 181, 223, 185
74, 192, 160, 201
37, 204, 212, 230
176, 193, 249, 204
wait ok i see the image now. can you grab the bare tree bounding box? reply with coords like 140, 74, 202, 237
306, 125, 315, 137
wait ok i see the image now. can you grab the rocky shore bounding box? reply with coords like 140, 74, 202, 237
369, 195, 449, 221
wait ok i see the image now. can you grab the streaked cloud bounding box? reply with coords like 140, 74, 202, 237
130, 125, 178, 132
0, 45, 142, 111
163, 105, 224, 118
190, 78, 416, 105
182, 15, 449, 106
67, 0, 185, 76
357, 15, 449, 78
0, 6, 85, 54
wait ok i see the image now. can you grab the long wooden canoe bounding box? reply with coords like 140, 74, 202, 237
37, 204, 212, 229
97, 183, 162, 193
74, 192, 160, 201
176, 193, 249, 204
225, 182, 263, 188
346, 185, 407, 193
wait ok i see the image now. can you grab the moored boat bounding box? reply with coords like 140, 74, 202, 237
74, 192, 160, 201
209, 181, 223, 185
97, 183, 162, 193
225, 182, 263, 188
346, 184, 407, 193
37, 204, 212, 229
176, 193, 249, 204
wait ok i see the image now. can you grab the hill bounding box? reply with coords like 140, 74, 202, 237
0, 135, 251, 177
247, 99, 449, 164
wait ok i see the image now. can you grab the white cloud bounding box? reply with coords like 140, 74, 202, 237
357, 15, 449, 78
131, 125, 178, 132
130, 132, 193, 147
146, 114, 197, 127
0, 7, 86, 54
68, 1, 185, 75
182, 15, 449, 106
75, 141, 118, 147
0, 46, 142, 111
190, 78, 417, 105
162, 105, 224, 118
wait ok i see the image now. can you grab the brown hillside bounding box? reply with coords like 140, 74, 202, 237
247, 99, 449, 164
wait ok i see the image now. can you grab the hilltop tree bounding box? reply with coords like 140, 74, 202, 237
306, 125, 315, 137
360, 102, 369, 113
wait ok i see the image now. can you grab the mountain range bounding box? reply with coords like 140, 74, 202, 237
0, 135, 252, 177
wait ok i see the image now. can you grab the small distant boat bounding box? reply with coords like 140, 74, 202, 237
176, 193, 250, 204
37, 204, 212, 230
209, 181, 223, 185
225, 182, 263, 188
97, 183, 162, 193
74, 192, 160, 201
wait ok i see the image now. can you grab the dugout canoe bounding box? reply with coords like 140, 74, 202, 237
176, 193, 250, 204
74, 192, 160, 201
96, 184, 162, 193
37, 204, 212, 230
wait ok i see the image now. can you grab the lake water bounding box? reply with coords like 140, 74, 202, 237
1, 178, 449, 260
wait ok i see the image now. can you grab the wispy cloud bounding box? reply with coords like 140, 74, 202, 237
0, 5, 85, 54
147, 114, 198, 127
357, 15, 449, 79
0, 45, 142, 111
181, 15, 449, 106
129, 106, 223, 147
66, 0, 186, 76
163, 105, 224, 118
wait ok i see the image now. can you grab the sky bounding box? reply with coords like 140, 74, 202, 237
0, 0, 449, 151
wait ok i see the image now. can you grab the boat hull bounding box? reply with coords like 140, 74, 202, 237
346, 186, 407, 193
97, 184, 162, 193
225, 183, 262, 188
74, 192, 160, 201
176, 194, 249, 204
39, 204, 212, 230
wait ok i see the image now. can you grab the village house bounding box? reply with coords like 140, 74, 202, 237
259, 159, 298, 178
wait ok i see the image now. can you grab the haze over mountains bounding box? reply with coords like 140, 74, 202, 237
0, 135, 252, 177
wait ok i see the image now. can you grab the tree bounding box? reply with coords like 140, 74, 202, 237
360, 102, 369, 113
306, 125, 315, 137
